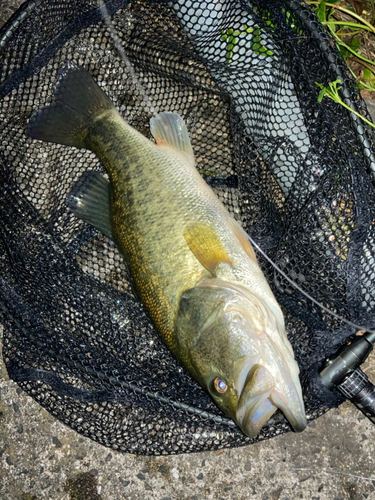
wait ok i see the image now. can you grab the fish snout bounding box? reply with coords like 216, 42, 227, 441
235, 364, 277, 438
270, 387, 307, 433
235, 364, 307, 437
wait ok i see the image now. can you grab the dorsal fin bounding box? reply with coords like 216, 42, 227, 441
66, 171, 113, 239
150, 112, 195, 167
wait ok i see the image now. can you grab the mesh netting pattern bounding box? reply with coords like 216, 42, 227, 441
1, 0, 375, 455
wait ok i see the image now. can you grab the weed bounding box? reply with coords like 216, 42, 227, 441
307, 0, 375, 91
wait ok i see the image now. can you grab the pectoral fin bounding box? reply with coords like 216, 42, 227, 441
150, 112, 195, 168
66, 171, 113, 239
183, 223, 232, 274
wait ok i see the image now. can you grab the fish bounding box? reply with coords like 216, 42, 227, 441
27, 66, 307, 437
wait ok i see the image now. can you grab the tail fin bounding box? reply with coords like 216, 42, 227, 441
27, 67, 115, 148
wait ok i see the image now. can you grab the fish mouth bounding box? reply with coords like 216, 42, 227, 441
235, 364, 307, 438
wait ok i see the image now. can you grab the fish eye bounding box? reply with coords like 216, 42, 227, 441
213, 377, 228, 394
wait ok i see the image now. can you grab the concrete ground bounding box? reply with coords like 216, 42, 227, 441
1, 324, 375, 500
1, 2, 375, 499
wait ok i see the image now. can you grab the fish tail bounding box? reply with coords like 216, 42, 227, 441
27, 66, 115, 148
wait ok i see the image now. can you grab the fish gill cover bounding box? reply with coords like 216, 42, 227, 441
0, 0, 374, 455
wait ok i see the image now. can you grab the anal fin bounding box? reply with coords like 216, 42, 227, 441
67, 171, 113, 239
150, 112, 195, 168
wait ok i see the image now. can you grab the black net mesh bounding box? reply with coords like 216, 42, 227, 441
1, 0, 375, 455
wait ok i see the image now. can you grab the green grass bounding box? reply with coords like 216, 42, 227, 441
316, 78, 375, 127
306, 0, 375, 91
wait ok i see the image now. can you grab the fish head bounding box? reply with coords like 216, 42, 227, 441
174, 279, 307, 437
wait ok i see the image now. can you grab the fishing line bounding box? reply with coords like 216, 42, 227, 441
98, 0, 374, 337
98, 0, 157, 116
287, 467, 375, 482
246, 233, 375, 336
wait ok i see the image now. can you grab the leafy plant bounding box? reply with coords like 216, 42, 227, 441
306, 0, 375, 91
221, 24, 273, 64
316, 78, 375, 127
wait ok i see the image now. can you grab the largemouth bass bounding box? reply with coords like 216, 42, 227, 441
27, 67, 307, 437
